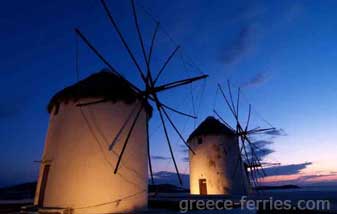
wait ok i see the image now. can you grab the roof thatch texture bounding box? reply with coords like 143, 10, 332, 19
47, 69, 152, 115
188, 116, 235, 141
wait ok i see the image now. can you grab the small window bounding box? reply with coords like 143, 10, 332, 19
197, 137, 203, 145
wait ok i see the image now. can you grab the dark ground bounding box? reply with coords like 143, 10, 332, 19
0, 182, 336, 213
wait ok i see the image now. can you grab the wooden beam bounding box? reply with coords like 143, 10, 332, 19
114, 104, 144, 174
162, 107, 196, 155
100, 0, 147, 82
153, 46, 180, 84
154, 74, 208, 93
74, 29, 143, 94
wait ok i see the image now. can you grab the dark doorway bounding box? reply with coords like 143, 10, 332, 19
38, 164, 50, 207
199, 179, 207, 195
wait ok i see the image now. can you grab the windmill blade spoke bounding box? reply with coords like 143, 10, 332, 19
247, 126, 261, 133
153, 46, 180, 84
149, 75, 197, 119
232, 138, 254, 192
157, 105, 183, 185
131, 0, 148, 65
146, 113, 154, 184
261, 162, 281, 167
148, 22, 160, 65
114, 104, 144, 174
130, 0, 156, 87
236, 87, 240, 119
242, 134, 267, 177
242, 138, 256, 186
218, 84, 237, 119
237, 125, 260, 186
240, 137, 257, 187
251, 156, 265, 179
154, 74, 208, 93
248, 128, 276, 135
144, 22, 160, 84
213, 110, 235, 131
240, 136, 251, 168
74, 29, 142, 94
227, 80, 237, 118
245, 104, 252, 132
162, 107, 196, 155
109, 104, 139, 151
249, 156, 260, 185
259, 127, 276, 132
100, 0, 147, 82
231, 139, 245, 179
77, 99, 109, 107
161, 103, 196, 119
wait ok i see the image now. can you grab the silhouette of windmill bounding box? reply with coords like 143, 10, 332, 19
214, 81, 275, 188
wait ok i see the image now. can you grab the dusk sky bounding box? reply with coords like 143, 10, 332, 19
1, 0, 337, 187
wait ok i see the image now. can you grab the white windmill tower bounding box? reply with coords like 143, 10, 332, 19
188, 81, 275, 196
34, 71, 153, 213
33, 0, 207, 213
188, 116, 250, 195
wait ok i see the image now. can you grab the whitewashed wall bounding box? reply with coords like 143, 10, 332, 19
189, 134, 249, 195
34, 99, 149, 213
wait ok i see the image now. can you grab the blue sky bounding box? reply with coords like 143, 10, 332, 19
1, 0, 337, 187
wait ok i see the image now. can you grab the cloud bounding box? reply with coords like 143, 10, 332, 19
241, 72, 272, 88
254, 148, 274, 160
253, 140, 274, 148
151, 156, 171, 160
297, 172, 337, 185
263, 128, 287, 136
216, 1, 304, 67
182, 157, 189, 162
152, 171, 189, 188
218, 24, 257, 64
261, 169, 337, 186
299, 174, 329, 181
216, 2, 266, 65
247, 140, 274, 160
179, 144, 189, 153
264, 162, 312, 177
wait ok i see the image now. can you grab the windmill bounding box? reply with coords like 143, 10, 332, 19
187, 116, 251, 195
33, 0, 207, 213
74, 0, 207, 185
214, 80, 275, 188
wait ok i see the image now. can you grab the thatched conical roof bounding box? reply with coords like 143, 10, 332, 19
188, 116, 235, 141
48, 69, 152, 115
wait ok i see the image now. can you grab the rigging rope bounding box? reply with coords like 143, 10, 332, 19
73, 30, 146, 212
73, 189, 147, 210
137, 1, 205, 76
74, 1, 211, 199
75, 33, 147, 189
136, 0, 279, 193
190, 84, 196, 128
222, 79, 275, 129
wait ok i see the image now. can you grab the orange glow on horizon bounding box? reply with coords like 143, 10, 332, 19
260, 172, 337, 185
